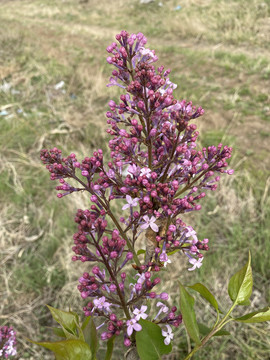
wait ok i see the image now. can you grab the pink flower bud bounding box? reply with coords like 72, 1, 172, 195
81, 292, 88, 299
126, 252, 133, 260
109, 284, 117, 292
124, 338, 131, 347
160, 292, 169, 300
168, 225, 176, 232
145, 272, 151, 279
137, 101, 144, 109
91, 195, 98, 203
101, 332, 108, 340
110, 251, 118, 259
150, 128, 157, 137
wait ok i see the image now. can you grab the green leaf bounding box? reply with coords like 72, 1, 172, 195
50, 327, 66, 338
104, 335, 115, 360
81, 316, 91, 331
198, 323, 230, 337
228, 252, 253, 305
167, 249, 180, 256
234, 307, 270, 323
59, 327, 78, 340
28, 339, 92, 360
213, 328, 231, 337
137, 249, 146, 255
239, 300, 251, 306
180, 243, 191, 248
83, 317, 99, 359
75, 323, 85, 342
179, 282, 201, 345
47, 306, 79, 335
136, 319, 172, 360
189, 283, 219, 311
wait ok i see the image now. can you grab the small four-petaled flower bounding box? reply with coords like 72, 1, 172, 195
126, 318, 142, 336
140, 215, 159, 232
154, 301, 169, 320
139, 47, 156, 59
162, 324, 174, 345
188, 257, 203, 271
133, 305, 148, 321
140, 167, 151, 178
127, 164, 141, 176
185, 226, 198, 243
122, 195, 139, 210
93, 296, 112, 311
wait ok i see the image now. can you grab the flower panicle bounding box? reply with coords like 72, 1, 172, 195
40, 30, 234, 348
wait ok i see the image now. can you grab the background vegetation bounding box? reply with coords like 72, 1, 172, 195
0, 0, 269, 359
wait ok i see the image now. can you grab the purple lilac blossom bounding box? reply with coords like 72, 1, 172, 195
41, 29, 233, 348
0, 326, 17, 359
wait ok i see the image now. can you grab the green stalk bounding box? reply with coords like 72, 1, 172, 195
183, 304, 237, 360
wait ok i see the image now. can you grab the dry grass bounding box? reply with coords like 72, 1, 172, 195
0, 0, 269, 358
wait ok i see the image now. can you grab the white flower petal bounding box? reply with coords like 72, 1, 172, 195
122, 204, 130, 210
150, 222, 159, 232
165, 325, 172, 333
127, 325, 133, 336
164, 337, 170, 345
133, 323, 142, 332
162, 329, 167, 337
126, 195, 132, 203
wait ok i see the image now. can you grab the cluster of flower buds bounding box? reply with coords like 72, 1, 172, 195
0, 326, 17, 359
41, 30, 233, 348
40, 148, 105, 197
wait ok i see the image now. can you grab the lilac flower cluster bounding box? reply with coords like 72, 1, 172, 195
0, 326, 17, 359
41, 30, 233, 347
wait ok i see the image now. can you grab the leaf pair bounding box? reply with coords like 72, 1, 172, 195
227, 252, 270, 322
28, 307, 98, 360
179, 252, 270, 347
